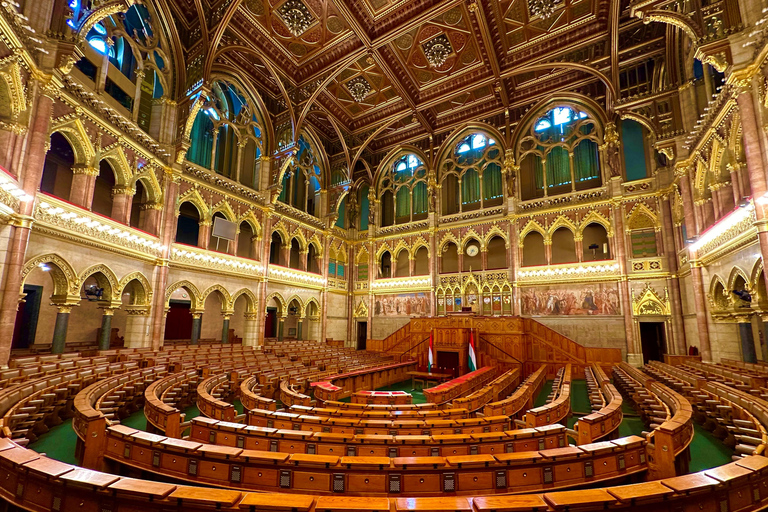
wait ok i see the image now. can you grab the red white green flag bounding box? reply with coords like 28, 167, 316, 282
428, 331, 434, 372
468, 330, 478, 372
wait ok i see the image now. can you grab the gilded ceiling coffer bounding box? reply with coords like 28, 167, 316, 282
346, 76, 372, 103
277, 0, 315, 37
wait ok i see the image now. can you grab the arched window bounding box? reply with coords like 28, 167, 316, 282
518, 106, 601, 201
378, 154, 427, 226
92, 161, 117, 218
441, 133, 502, 215
279, 136, 322, 216
551, 227, 577, 264
237, 222, 254, 259
188, 81, 264, 186
522, 232, 546, 267
621, 119, 650, 181
359, 185, 370, 231
269, 232, 284, 265
581, 223, 610, 261
289, 238, 302, 269
41, 133, 75, 200
380, 251, 392, 278
441, 242, 459, 273
176, 202, 201, 246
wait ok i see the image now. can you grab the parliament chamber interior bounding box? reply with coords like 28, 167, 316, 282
2, 0, 768, 509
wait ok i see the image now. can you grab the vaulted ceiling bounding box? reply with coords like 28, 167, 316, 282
160, 0, 668, 166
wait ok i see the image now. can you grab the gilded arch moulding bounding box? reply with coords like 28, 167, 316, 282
231, 288, 258, 314
579, 211, 613, 238
164, 280, 202, 310
49, 118, 96, 165
21, 253, 80, 300
117, 271, 153, 307
632, 284, 670, 316
201, 284, 234, 311
78, 264, 121, 304
264, 292, 287, 316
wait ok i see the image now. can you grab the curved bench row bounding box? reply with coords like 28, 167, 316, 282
287, 404, 469, 419
525, 364, 572, 428
280, 380, 313, 408
3, 435, 768, 511
104, 422, 648, 495
197, 372, 240, 422
188, 416, 569, 456
145, 369, 199, 436
613, 362, 694, 479
575, 364, 623, 444
452, 368, 521, 413
483, 364, 546, 417
424, 367, 500, 405
240, 376, 279, 411
246, 407, 512, 435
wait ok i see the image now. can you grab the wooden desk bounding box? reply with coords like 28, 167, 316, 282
315, 496, 390, 511
395, 497, 473, 511
407, 372, 452, 390
607, 481, 674, 503
473, 495, 548, 511
238, 493, 314, 510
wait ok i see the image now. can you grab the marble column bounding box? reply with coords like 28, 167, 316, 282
190, 312, 202, 345
710, 186, 723, 220
111, 187, 133, 224
612, 203, 639, 364
51, 305, 73, 354
143, 203, 163, 236
575, 238, 584, 262
124, 308, 151, 348
281, 244, 290, 267
661, 195, 687, 355
544, 241, 552, 265
729, 164, 744, 204
678, 173, 698, 238
300, 251, 308, 272
690, 263, 712, 360
69, 165, 98, 209
98, 309, 115, 350
0, 89, 55, 365
297, 318, 303, 341
277, 316, 285, 341
242, 313, 259, 347
198, 221, 211, 250
221, 314, 231, 343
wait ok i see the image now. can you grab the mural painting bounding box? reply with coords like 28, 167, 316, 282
374, 293, 430, 316
521, 283, 620, 315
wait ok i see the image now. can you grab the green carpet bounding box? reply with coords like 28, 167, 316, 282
122, 408, 147, 430
689, 423, 734, 472
28, 420, 78, 465
374, 380, 427, 404
618, 400, 646, 438
533, 380, 554, 408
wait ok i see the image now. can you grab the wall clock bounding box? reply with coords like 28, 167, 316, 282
466, 244, 479, 257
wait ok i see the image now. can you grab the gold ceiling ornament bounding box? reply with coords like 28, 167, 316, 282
422, 34, 453, 68
277, 0, 315, 37
346, 76, 372, 103
527, 0, 558, 19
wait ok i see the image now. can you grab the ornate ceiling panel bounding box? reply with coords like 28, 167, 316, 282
389, 5, 483, 91
495, 0, 597, 53
325, 56, 400, 117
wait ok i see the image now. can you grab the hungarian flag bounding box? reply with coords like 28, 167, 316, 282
468, 330, 478, 372
428, 331, 434, 372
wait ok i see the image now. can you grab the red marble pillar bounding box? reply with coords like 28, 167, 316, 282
149, 172, 180, 349
730, 165, 744, 204
544, 242, 552, 265
0, 90, 54, 365
429, 231, 437, 316
575, 239, 583, 262
737, 90, 768, 296
111, 189, 132, 224
678, 173, 698, 237
408, 254, 415, 276
694, 201, 705, 233
509, 222, 521, 316
230, 230, 239, 257
69, 166, 97, 208
710, 187, 723, 220
661, 195, 687, 355
611, 203, 638, 362
690, 263, 712, 361
280, 244, 290, 267
198, 221, 211, 250
256, 213, 273, 346
300, 251, 308, 272
718, 184, 735, 214
147, 204, 165, 235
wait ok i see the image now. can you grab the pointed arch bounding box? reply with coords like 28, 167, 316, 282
231, 288, 258, 314
290, 230, 309, 252
270, 221, 291, 247
48, 119, 96, 165
78, 264, 120, 302
579, 211, 614, 237
132, 168, 163, 204
438, 232, 460, 252
376, 242, 393, 260
373, 145, 431, 190
305, 297, 321, 319
176, 188, 210, 221
518, 219, 547, 245
21, 253, 79, 299
117, 271, 153, 307
265, 292, 287, 316
211, 200, 237, 222
238, 210, 263, 239
434, 122, 507, 167
751, 259, 764, 293
356, 245, 370, 263
286, 294, 305, 316
727, 266, 751, 291
462, 228, 484, 250
484, 225, 509, 247
201, 284, 233, 311
98, 146, 132, 187
165, 280, 202, 310
548, 215, 579, 239
411, 238, 431, 258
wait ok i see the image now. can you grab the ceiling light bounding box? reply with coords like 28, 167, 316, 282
422, 34, 452, 68
346, 77, 372, 103
528, 0, 558, 19
277, 0, 314, 37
